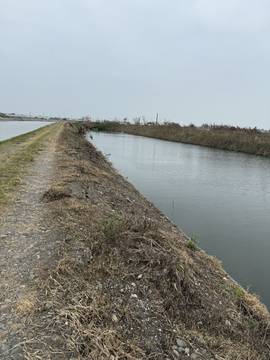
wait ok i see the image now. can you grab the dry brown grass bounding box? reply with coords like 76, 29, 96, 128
21, 122, 270, 359
90, 121, 270, 158
16, 293, 37, 315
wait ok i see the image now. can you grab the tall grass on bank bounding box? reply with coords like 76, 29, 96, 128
90, 121, 270, 157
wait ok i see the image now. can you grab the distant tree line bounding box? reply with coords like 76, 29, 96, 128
90, 118, 266, 134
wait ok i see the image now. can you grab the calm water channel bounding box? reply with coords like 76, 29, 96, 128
89, 131, 270, 308
0, 121, 52, 141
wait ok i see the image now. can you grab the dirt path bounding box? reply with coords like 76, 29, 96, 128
0, 127, 62, 359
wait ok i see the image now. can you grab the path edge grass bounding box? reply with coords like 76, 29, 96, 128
0, 123, 62, 209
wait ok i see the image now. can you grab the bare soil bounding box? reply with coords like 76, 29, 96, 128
1, 122, 270, 359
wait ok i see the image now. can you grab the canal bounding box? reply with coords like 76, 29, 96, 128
90, 131, 270, 308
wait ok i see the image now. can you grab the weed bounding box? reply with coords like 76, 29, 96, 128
246, 317, 258, 329
187, 240, 197, 251
233, 285, 245, 300
186, 234, 198, 251
102, 213, 124, 241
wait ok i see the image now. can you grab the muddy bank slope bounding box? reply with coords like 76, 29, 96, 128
18, 122, 270, 359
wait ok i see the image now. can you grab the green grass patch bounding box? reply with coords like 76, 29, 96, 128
186, 234, 199, 251
233, 285, 245, 301
102, 213, 124, 241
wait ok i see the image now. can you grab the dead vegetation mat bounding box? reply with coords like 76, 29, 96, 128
22, 122, 270, 359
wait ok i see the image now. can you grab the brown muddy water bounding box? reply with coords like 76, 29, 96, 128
89, 131, 270, 308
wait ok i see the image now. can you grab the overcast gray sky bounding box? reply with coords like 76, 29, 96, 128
1, 0, 270, 128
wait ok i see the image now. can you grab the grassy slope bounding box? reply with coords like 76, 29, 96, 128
23, 123, 270, 359
0, 123, 61, 208
90, 122, 270, 157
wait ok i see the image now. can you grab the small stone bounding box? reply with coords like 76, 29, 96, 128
112, 314, 118, 322
225, 320, 231, 327
176, 339, 187, 348
173, 349, 180, 358
131, 282, 136, 287
137, 274, 143, 279
130, 294, 138, 299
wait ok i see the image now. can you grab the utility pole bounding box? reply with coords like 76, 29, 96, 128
156, 113, 159, 125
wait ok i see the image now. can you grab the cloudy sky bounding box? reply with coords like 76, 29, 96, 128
1, 0, 270, 127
